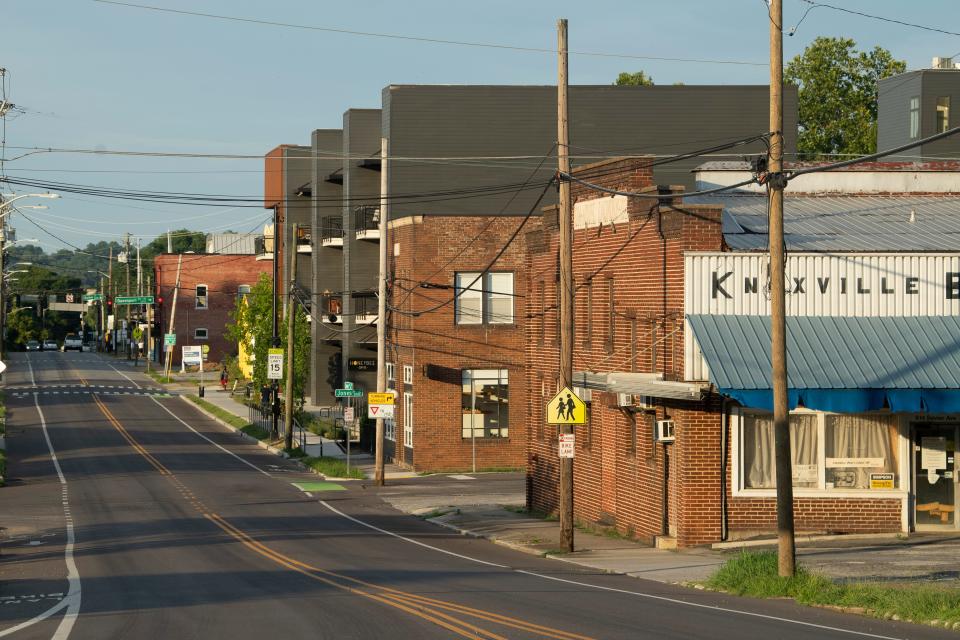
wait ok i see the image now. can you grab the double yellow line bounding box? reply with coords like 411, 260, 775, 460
90, 393, 593, 640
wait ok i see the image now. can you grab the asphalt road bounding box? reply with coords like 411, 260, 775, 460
0, 351, 952, 639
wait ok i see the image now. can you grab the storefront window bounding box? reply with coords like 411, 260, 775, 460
742, 413, 819, 489
825, 414, 899, 489
461, 369, 509, 438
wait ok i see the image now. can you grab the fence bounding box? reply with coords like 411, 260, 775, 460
247, 402, 306, 450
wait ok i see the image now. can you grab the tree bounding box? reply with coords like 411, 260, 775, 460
785, 37, 905, 159
226, 273, 310, 410
614, 71, 654, 86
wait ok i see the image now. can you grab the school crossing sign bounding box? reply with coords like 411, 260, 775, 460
546, 387, 586, 425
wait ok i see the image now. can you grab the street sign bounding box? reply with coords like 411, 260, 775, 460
546, 387, 587, 425
0, 360, 7, 375
335, 388, 363, 398
368, 392, 395, 405
164, 333, 176, 347
182, 346, 202, 366
368, 404, 395, 419
267, 348, 284, 380
344, 381, 354, 390
343, 407, 354, 422
82, 293, 104, 302
558, 433, 575, 458
114, 295, 154, 305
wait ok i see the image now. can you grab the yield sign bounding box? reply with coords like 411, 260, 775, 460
368, 404, 395, 419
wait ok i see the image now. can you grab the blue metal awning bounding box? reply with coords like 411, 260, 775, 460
687, 314, 960, 413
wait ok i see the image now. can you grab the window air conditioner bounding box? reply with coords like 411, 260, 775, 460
655, 419, 676, 443
616, 393, 633, 407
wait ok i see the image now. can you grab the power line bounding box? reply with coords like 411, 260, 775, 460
92, 0, 765, 67
794, 0, 960, 38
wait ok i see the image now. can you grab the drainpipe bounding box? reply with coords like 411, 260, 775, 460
720, 393, 730, 541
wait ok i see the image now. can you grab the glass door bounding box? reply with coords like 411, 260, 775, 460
914, 424, 957, 529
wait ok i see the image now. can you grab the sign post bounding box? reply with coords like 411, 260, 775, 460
164, 333, 176, 347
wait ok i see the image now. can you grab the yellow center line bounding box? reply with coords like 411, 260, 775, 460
90, 397, 594, 640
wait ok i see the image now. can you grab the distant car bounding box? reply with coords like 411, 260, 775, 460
25, 340, 40, 351
63, 333, 83, 351
43, 340, 59, 351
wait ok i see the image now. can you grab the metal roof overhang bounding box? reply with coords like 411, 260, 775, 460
687, 314, 960, 413
573, 371, 706, 402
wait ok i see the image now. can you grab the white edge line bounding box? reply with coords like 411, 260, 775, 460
319, 500, 507, 569
318, 495, 903, 640
149, 395, 272, 478
0, 357, 81, 640
107, 363, 140, 389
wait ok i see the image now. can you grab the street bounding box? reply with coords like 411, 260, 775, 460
0, 352, 951, 639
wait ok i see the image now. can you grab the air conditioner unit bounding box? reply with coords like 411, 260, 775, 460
616, 393, 633, 408
636, 395, 655, 410
655, 419, 676, 443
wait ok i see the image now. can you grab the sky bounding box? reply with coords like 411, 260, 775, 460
2, 0, 960, 252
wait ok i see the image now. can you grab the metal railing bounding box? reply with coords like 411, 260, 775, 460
353, 206, 379, 234
319, 216, 343, 243
247, 402, 306, 450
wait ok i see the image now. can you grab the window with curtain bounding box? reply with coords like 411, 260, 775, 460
825, 414, 898, 489
454, 272, 514, 325
742, 413, 819, 489
461, 369, 509, 438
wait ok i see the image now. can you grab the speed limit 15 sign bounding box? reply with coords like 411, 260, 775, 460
267, 348, 284, 380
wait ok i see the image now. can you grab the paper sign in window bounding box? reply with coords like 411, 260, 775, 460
825, 457, 884, 468
921, 437, 947, 471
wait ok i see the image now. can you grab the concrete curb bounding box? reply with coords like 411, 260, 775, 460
711, 532, 903, 550
426, 515, 548, 558
177, 394, 292, 459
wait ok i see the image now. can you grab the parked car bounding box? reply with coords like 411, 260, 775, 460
43, 339, 59, 351
25, 340, 40, 351
63, 333, 83, 351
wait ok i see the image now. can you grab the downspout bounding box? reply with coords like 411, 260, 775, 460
720, 393, 729, 541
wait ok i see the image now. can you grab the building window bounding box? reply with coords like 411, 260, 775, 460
606, 277, 615, 354
461, 369, 509, 439
403, 391, 414, 448
403, 365, 413, 385
386, 362, 395, 382
937, 96, 951, 133
455, 272, 513, 325
196, 284, 209, 309
194, 328, 208, 340
584, 278, 593, 349
910, 96, 920, 139
736, 410, 901, 493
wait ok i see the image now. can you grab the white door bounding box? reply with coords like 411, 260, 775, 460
403, 392, 414, 449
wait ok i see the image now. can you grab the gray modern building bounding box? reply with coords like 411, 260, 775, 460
302, 83, 798, 407
879, 61, 960, 158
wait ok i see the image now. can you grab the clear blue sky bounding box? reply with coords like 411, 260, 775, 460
3, 0, 959, 250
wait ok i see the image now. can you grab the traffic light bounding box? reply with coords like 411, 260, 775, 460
106, 297, 113, 312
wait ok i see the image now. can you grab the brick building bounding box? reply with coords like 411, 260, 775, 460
154, 253, 273, 366
526, 158, 960, 547
385, 215, 528, 472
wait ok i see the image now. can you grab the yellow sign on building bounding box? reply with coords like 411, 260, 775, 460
546, 387, 587, 425
368, 392, 396, 405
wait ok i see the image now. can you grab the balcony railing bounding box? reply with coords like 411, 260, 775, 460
319, 216, 344, 247
320, 295, 343, 323
354, 206, 380, 241
296, 226, 312, 253
352, 293, 378, 325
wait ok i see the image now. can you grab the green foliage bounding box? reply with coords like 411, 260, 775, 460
227, 273, 310, 409
0, 449, 6, 487
707, 551, 960, 626
302, 456, 366, 479
614, 70, 654, 86
785, 37, 906, 159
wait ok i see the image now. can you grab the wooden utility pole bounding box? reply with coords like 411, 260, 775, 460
284, 224, 298, 451
374, 137, 389, 486
163, 254, 183, 379
557, 17, 575, 554
768, 0, 796, 577
108, 246, 114, 353
125, 232, 131, 360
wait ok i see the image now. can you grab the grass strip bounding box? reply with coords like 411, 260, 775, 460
185, 394, 267, 436
145, 370, 175, 384
302, 456, 365, 480
707, 551, 960, 627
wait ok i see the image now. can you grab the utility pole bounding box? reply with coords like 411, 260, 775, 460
125, 232, 131, 360
557, 17, 575, 554
271, 205, 281, 439
374, 137, 389, 486
163, 254, 183, 379
0, 207, 6, 362
284, 224, 298, 451
108, 246, 114, 354
768, 0, 795, 578
145, 274, 152, 373
99, 275, 106, 352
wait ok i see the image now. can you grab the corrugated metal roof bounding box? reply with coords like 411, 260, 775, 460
206, 233, 257, 255
687, 314, 960, 390
687, 194, 960, 251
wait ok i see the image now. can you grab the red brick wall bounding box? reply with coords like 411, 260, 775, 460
154, 254, 273, 365
386, 216, 528, 473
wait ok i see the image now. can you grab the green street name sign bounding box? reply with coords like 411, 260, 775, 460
335, 388, 363, 398
114, 296, 155, 305
82, 293, 104, 302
